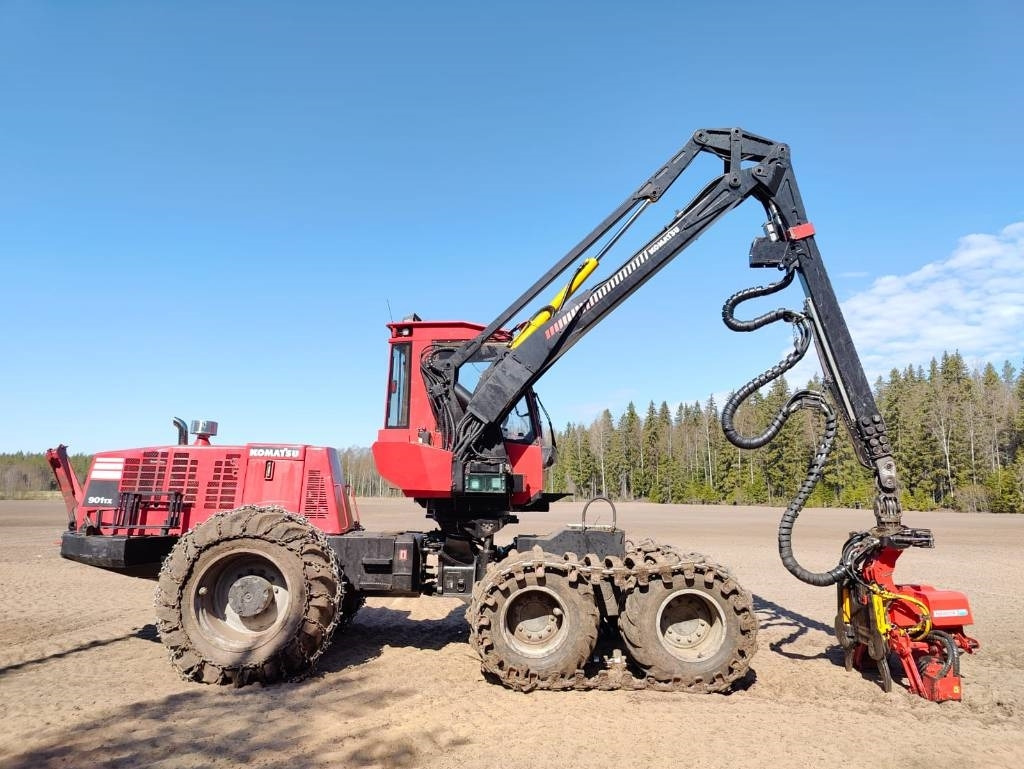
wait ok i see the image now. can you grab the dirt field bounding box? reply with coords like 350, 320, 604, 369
1, 499, 1022, 769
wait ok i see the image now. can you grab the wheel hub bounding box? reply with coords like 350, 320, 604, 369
665, 618, 710, 647
227, 574, 275, 618
657, 590, 726, 661
663, 598, 712, 649
512, 596, 561, 643
503, 588, 566, 656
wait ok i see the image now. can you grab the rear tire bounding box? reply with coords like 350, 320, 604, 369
469, 549, 598, 690
154, 506, 342, 685
619, 554, 756, 692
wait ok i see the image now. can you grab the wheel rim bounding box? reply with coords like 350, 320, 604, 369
190, 548, 293, 651
656, 589, 727, 662
500, 586, 568, 658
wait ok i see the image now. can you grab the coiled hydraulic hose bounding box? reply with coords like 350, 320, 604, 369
775, 392, 847, 586
922, 629, 960, 679
720, 267, 848, 586
720, 268, 807, 448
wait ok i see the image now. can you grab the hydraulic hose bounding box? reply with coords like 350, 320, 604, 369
922, 629, 960, 678
720, 267, 848, 587
720, 269, 810, 448
422, 346, 457, 450
774, 392, 848, 586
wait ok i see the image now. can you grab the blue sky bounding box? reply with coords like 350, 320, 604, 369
2, 1, 1022, 454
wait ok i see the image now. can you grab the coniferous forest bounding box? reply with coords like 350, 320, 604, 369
548, 352, 1024, 513
3, 351, 1022, 512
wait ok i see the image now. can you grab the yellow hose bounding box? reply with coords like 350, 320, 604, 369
870, 586, 932, 640
510, 258, 599, 349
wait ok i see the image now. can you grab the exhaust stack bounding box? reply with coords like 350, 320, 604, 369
173, 417, 189, 445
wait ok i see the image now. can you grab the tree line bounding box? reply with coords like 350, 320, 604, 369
5, 350, 1022, 512
548, 351, 1024, 513
0, 452, 92, 499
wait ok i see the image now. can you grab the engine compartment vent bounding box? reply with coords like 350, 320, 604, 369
302, 469, 329, 519
204, 453, 241, 510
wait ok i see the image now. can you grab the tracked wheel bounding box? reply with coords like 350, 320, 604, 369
619, 551, 756, 692
469, 548, 599, 690
154, 506, 342, 685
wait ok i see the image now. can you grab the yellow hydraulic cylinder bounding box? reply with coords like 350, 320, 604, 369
510, 258, 599, 349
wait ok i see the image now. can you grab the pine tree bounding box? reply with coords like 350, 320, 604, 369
649, 401, 674, 502
759, 377, 803, 506
617, 402, 641, 499
635, 401, 659, 499
589, 409, 616, 497
564, 423, 597, 499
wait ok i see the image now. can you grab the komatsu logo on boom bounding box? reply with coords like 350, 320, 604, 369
249, 447, 301, 459
647, 225, 680, 256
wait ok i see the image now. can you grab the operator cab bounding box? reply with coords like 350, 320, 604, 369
371, 316, 557, 519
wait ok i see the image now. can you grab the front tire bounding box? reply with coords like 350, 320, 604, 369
619, 553, 756, 692
469, 548, 599, 690
154, 506, 342, 685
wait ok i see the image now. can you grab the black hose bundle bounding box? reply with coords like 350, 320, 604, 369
720, 267, 848, 586
775, 392, 846, 586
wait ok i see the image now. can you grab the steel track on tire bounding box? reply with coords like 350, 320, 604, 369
468, 541, 758, 693
154, 506, 345, 685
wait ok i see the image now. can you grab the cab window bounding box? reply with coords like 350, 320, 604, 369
386, 342, 411, 428
501, 396, 536, 443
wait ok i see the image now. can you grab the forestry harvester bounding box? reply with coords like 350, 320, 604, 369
48, 128, 978, 700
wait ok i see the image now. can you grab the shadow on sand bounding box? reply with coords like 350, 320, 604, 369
3, 604, 473, 769
752, 592, 898, 691
0, 623, 160, 677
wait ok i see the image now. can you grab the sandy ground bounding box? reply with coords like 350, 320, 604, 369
1, 498, 1022, 769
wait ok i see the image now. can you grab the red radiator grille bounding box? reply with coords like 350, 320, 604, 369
121, 451, 168, 493
302, 469, 328, 519
169, 452, 199, 503
122, 451, 201, 505
203, 454, 241, 510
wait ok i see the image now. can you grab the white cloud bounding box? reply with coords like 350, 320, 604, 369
781, 222, 1024, 390
552, 224, 1023, 425
841, 222, 1024, 378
